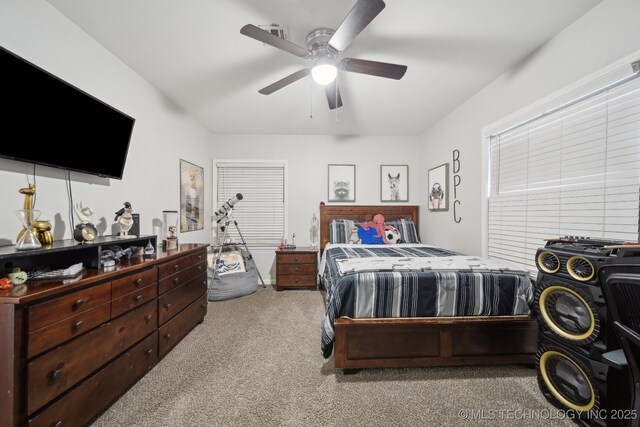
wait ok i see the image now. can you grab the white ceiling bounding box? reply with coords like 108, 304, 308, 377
47, 0, 600, 136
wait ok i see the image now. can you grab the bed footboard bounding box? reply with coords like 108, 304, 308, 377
334, 315, 538, 370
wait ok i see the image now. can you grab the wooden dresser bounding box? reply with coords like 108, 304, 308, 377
275, 247, 318, 291
0, 241, 208, 427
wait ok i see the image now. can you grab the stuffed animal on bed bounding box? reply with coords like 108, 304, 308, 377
348, 227, 361, 244
357, 225, 384, 244
358, 214, 399, 244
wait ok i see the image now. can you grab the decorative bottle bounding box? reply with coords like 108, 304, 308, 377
310, 213, 319, 249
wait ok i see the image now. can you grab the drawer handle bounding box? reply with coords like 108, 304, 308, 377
294, 257, 299, 262
174, 264, 180, 270
54, 421, 63, 427
144, 314, 153, 322
74, 320, 84, 330
135, 278, 143, 286
164, 303, 172, 309
201, 303, 207, 308
197, 254, 203, 260
74, 299, 85, 308
173, 277, 179, 284
197, 265, 203, 271
165, 333, 172, 339
51, 369, 63, 381
135, 295, 143, 302
145, 348, 154, 355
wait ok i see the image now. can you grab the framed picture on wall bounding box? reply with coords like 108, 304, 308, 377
180, 159, 205, 232
380, 165, 408, 202
328, 164, 356, 202
428, 163, 449, 211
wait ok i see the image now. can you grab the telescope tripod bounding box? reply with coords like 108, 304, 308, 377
214, 210, 265, 287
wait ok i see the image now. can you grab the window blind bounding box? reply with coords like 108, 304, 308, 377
216, 162, 285, 247
488, 67, 640, 275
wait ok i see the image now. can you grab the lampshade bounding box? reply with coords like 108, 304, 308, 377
311, 64, 337, 85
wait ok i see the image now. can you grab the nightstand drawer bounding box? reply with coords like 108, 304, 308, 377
277, 264, 317, 275
276, 275, 317, 287
277, 253, 317, 264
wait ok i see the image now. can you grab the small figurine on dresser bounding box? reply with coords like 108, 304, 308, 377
114, 202, 136, 238
165, 225, 178, 250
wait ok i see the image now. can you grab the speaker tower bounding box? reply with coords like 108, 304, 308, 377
533, 237, 638, 426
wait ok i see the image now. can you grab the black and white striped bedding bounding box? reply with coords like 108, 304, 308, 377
320, 244, 533, 358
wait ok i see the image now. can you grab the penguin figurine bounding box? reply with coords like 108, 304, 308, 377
114, 202, 135, 238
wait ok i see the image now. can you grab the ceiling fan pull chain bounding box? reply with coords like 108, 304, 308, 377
310, 82, 313, 119
334, 75, 339, 122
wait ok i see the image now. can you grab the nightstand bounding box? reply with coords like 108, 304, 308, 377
275, 247, 318, 291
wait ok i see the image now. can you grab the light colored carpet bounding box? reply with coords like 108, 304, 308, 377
92, 287, 570, 427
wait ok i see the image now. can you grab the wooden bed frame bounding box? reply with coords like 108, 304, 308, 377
319, 205, 537, 371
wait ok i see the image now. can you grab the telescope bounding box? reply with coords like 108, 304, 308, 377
215, 193, 243, 217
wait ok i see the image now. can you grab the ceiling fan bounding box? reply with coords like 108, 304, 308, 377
240, 0, 407, 110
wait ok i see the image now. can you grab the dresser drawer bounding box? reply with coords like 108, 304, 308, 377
159, 294, 207, 358
158, 274, 207, 325
276, 275, 317, 287
111, 284, 158, 318
158, 260, 207, 295
27, 332, 158, 427
111, 268, 157, 299
277, 263, 317, 275
277, 253, 317, 264
28, 283, 111, 332
158, 250, 207, 279
27, 303, 110, 359
27, 300, 157, 415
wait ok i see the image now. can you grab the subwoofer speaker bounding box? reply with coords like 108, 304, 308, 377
537, 337, 631, 427
534, 274, 618, 357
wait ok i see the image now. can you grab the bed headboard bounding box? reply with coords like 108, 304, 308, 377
319, 205, 419, 251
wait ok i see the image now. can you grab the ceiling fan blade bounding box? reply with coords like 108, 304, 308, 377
324, 81, 343, 110
258, 69, 310, 95
241, 24, 310, 58
328, 0, 386, 52
341, 58, 407, 80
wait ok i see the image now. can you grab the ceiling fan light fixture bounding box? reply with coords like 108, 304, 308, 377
311, 63, 337, 85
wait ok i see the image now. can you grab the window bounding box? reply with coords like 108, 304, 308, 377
215, 161, 286, 247
488, 61, 640, 275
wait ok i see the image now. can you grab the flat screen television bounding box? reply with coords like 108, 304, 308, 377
1, 46, 135, 179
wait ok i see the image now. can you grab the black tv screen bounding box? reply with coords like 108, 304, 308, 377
1, 46, 135, 179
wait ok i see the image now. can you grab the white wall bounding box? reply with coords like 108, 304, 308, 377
0, 0, 212, 247
419, 0, 640, 256
212, 134, 421, 283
